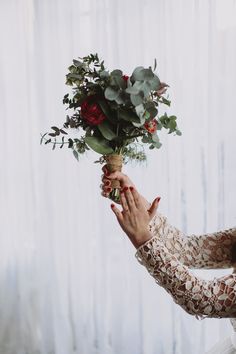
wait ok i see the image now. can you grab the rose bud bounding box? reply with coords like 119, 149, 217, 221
144, 119, 158, 134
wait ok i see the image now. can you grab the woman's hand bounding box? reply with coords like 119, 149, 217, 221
110, 185, 161, 249
100, 164, 151, 210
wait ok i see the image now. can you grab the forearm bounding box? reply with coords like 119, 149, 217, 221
149, 212, 236, 269
135, 236, 236, 319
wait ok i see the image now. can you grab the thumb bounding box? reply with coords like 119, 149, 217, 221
148, 197, 161, 219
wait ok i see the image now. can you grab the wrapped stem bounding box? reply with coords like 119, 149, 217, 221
104, 153, 123, 203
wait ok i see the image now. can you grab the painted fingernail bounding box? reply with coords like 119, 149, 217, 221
124, 186, 128, 191
157, 197, 161, 202
106, 187, 112, 192
106, 171, 110, 176
105, 181, 110, 186
129, 186, 134, 191
111, 204, 115, 208
120, 190, 124, 193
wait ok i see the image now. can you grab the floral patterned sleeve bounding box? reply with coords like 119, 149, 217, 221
148, 213, 236, 269
135, 234, 236, 319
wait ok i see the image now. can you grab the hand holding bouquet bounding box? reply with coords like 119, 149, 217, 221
41, 53, 181, 202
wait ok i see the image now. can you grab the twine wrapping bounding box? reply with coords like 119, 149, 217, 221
104, 154, 123, 189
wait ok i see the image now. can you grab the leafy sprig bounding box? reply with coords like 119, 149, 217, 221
41, 53, 181, 162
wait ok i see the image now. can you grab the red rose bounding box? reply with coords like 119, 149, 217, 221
80, 97, 106, 126
144, 119, 158, 134
122, 75, 129, 82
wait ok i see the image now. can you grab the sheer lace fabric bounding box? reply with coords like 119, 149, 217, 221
135, 213, 236, 319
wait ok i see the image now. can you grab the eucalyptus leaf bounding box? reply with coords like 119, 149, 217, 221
100, 70, 109, 78
135, 104, 145, 118
73, 59, 84, 67
130, 93, 144, 106
111, 69, 123, 76
142, 135, 152, 143
133, 68, 154, 81
118, 109, 140, 123
97, 100, 117, 124
84, 136, 114, 155
149, 74, 160, 90
40, 133, 48, 145
176, 129, 182, 136
110, 75, 126, 89
131, 66, 144, 82
115, 92, 126, 104
67, 73, 83, 80
140, 81, 152, 97
73, 150, 79, 160
105, 86, 120, 101
125, 86, 140, 95
153, 58, 157, 71
98, 121, 117, 140
144, 101, 158, 117
152, 133, 160, 143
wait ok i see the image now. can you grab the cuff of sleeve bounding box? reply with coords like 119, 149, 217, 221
135, 235, 162, 265
148, 212, 167, 238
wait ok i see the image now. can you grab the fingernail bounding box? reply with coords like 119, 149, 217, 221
106, 187, 112, 192
105, 181, 110, 186
129, 186, 134, 191
120, 190, 124, 193
111, 204, 115, 208
156, 197, 161, 202
124, 186, 128, 191
106, 171, 110, 176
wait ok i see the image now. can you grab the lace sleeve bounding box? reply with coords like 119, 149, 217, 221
148, 213, 236, 269
135, 235, 236, 319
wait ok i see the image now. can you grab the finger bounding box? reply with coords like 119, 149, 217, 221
129, 186, 141, 208
120, 189, 129, 212
104, 187, 112, 194
101, 190, 109, 198
105, 170, 132, 185
111, 204, 123, 222
101, 178, 111, 188
123, 186, 136, 210
102, 164, 108, 174
148, 197, 161, 219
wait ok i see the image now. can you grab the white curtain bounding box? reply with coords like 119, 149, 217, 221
0, 0, 236, 353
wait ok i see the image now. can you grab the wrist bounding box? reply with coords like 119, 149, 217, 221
132, 231, 153, 249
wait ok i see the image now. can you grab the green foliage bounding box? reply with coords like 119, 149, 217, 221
41, 53, 181, 162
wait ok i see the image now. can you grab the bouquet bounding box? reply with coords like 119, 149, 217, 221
41, 53, 181, 202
